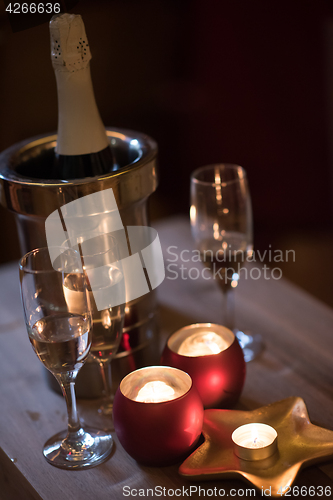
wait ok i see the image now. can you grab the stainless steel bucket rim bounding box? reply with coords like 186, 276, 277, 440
0, 127, 157, 186
0, 127, 158, 215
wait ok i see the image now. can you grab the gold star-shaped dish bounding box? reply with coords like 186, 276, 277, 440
179, 397, 333, 497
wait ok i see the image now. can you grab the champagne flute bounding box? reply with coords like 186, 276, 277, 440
19, 247, 113, 469
64, 233, 125, 417
190, 164, 262, 362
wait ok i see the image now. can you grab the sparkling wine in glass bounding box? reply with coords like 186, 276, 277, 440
190, 164, 262, 362
19, 247, 113, 469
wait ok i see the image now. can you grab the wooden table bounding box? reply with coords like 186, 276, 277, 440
1, 217, 333, 499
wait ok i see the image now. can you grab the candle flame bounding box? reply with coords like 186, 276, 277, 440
178, 331, 228, 357
248, 424, 265, 448
190, 205, 196, 224
101, 309, 112, 328
251, 425, 258, 444
135, 380, 175, 403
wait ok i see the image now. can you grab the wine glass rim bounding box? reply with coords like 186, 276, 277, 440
191, 164, 247, 186
19, 246, 81, 274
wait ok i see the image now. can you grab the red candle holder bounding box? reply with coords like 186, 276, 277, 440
113, 366, 204, 466
161, 323, 245, 409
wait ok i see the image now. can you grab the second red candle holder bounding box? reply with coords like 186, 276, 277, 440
161, 323, 245, 408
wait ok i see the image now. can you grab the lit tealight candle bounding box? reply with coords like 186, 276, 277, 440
232, 423, 278, 461
178, 331, 229, 356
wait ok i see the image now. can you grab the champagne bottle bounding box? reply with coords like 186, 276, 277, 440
49, 14, 115, 179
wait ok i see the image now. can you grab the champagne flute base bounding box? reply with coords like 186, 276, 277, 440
43, 427, 113, 470
234, 329, 263, 363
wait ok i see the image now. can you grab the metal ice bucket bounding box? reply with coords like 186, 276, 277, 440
0, 127, 159, 397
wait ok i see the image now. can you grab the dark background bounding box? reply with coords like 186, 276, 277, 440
0, 0, 332, 305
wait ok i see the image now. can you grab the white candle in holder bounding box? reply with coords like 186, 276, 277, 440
232, 423, 278, 461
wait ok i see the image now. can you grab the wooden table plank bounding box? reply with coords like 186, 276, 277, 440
0, 217, 332, 499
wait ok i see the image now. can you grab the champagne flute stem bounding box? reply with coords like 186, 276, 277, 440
222, 289, 235, 331
57, 375, 83, 439
99, 360, 113, 407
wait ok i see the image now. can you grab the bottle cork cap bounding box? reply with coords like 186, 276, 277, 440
50, 14, 91, 72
